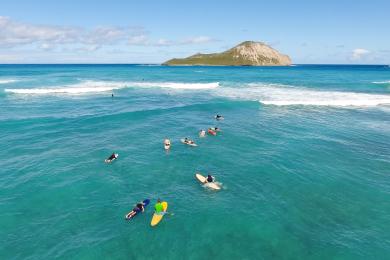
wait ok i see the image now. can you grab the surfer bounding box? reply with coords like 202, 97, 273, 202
215, 114, 223, 120
208, 128, 217, 135
155, 199, 163, 214
136, 202, 145, 212
111, 93, 114, 98
164, 139, 171, 150
126, 202, 145, 219
199, 130, 206, 137
107, 153, 117, 161
206, 174, 215, 183
184, 138, 194, 144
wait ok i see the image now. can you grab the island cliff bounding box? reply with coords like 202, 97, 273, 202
163, 41, 292, 66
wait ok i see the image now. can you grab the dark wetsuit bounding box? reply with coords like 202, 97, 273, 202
136, 203, 144, 211
207, 176, 214, 182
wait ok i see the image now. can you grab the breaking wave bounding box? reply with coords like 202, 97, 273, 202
372, 80, 390, 84
216, 83, 390, 107
4, 80, 219, 94
0, 79, 18, 84
5, 79, 389, 107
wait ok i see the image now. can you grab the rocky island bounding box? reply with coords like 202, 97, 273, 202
163, 41, 292, 66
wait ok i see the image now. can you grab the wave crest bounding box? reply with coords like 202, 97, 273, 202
217, 83, 390, 107
372, 80, 390, 84
0, 79, 17, 84
4, 80, 219, 94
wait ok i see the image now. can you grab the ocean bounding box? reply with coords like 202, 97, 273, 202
0, 64, 389, 259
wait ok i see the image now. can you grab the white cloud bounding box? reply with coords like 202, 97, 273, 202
0, 16, 149, 48
86, 26, 126, 45
73, 45, 100, 52
351, 48, 370, 60
155, 38, 173, 46
0, 16, 80, 46
0, 53, 22, 62
40, 43, 54, 51
180, 36, 215, 45
0, 16, 217, 61
0, 16, 216, 49
128, 34, 149, 45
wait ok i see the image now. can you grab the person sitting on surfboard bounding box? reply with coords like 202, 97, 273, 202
155, 199, 163, 214
206, 174, 215, 183
184, 138, 194, 144
164, 139, 171, 148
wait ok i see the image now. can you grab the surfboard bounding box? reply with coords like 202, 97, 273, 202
105, 153, 118, 163
151, 201, 168, 227
125, 199, 150, 220
195, 173, 221, 190
208, 129, 217, 136
180, 139, 197, 146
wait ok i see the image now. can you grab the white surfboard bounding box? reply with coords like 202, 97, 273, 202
195, 173, 221, 190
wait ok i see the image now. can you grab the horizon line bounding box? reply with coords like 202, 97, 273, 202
0, 63, 388, 66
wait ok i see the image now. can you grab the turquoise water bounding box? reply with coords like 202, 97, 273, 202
1, 64, 389, 259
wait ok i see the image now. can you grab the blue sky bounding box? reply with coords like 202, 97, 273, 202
0, 0, 389, 64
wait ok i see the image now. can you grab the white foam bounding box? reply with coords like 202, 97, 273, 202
261, 99, 390, 107
372, 80, 390, 84
4, 80, 219, 95
0, 79, 17, 84
5, 87, 116, 94
131, 82, 219, 90
216, 83, 390, 107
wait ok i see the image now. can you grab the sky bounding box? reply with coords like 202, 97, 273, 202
0, 0, 389, 64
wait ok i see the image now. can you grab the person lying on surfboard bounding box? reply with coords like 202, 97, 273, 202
206, 174, 215, 183
215, 114, 224, 120
155, 199, 164, 214
107, 153, 117, 161
126, 202, 145, 218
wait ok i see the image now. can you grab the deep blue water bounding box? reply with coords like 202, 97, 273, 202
0, 64, 389, 259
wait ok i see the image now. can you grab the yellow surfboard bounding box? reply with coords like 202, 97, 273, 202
151, 201, 168, 227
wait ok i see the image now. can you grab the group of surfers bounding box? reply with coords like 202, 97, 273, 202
126, 173, 215, 219
106, 114, 223, 220
186, 114, 224, 144
126, 199, 165, 219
